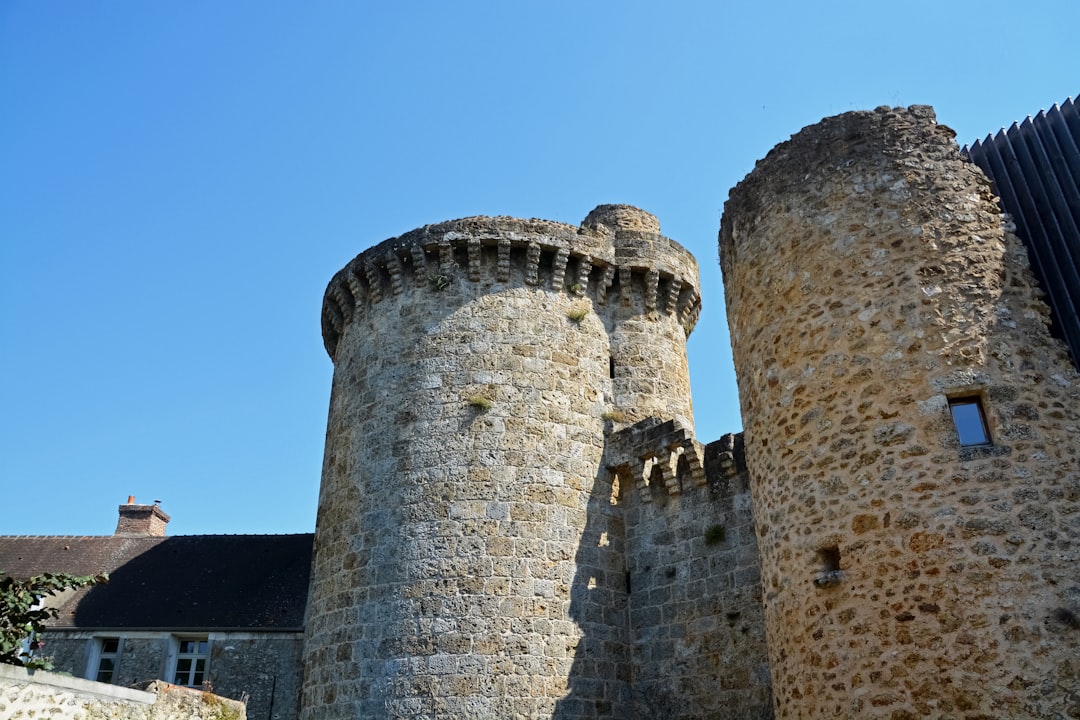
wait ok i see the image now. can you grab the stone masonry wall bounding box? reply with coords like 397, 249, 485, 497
720, 106, 1080, 718
0, 664, 245, 720
41, 634, 94, 682
43, 634, 169, 689
305, 206, 701, 719
42, 632, 302, 720
210, 636, 303, 720
619, 432, 772, 719
585, 206, 699, 431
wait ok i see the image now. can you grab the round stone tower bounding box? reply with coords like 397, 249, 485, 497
303, 205, 699, 719
720, 106, 1080, 718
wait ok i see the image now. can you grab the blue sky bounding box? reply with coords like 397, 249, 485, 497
1, 2, 1076, 535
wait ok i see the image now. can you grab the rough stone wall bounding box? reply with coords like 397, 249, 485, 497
114, 639, 169, 689
41, 632, 302, 720
720, 105, 1080, 718
43, 635, 169, 689
43, 634, 94, 681
305, 206, 701, 719
618, 431, 772, 719
583, 206, 698, 431
209, 637, 303, 720
0, 665, 245, 720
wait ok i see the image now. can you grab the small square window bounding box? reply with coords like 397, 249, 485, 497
949, 396, 991, 446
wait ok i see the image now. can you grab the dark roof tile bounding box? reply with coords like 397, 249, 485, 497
0, 534, 313, 630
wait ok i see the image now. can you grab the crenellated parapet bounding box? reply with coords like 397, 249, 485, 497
604, 417, 707, 502
320, 207, 701, 360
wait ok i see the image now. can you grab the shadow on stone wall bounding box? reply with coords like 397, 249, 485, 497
555, 424, 774, 720
552, 458, 631, 719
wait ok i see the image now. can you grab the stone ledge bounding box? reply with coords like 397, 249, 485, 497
0, 664, 156, 704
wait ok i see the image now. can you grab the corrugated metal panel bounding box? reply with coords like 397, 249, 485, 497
964, 97, 1080, 369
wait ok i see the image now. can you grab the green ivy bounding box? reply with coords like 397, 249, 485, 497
1, 571, 107, 670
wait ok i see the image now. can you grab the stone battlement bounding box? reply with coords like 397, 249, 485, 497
321, 206, 701, 359
605, 417, 707, 500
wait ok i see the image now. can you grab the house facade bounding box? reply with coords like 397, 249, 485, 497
0, 501, 311, 720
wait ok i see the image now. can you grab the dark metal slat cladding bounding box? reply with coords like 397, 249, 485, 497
963, 98, 1080, 369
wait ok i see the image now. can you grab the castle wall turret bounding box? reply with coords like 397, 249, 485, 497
720, 106, 1080, 718
303, 206, 700, 719
582, 205, 699, 431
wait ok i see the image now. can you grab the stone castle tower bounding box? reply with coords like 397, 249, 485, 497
720, 106, 1080, 717
300, 105, 1078, 720
303, 205, 753, 718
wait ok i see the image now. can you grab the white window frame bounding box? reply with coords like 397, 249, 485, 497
166, 636, 210, 687
86, 636, 122, 683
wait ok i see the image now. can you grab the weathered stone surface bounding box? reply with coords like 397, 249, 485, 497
0, 665, 245, 720
720, 105, 1080, 719
622, 435, 772, 720
43, 633, 301, 720
303, 103, 1079, 720
306, 206, 756, 720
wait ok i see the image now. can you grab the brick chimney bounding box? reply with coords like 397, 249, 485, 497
115, 496, 170, 537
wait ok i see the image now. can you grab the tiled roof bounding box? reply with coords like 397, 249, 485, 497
0, 534, 313, 630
